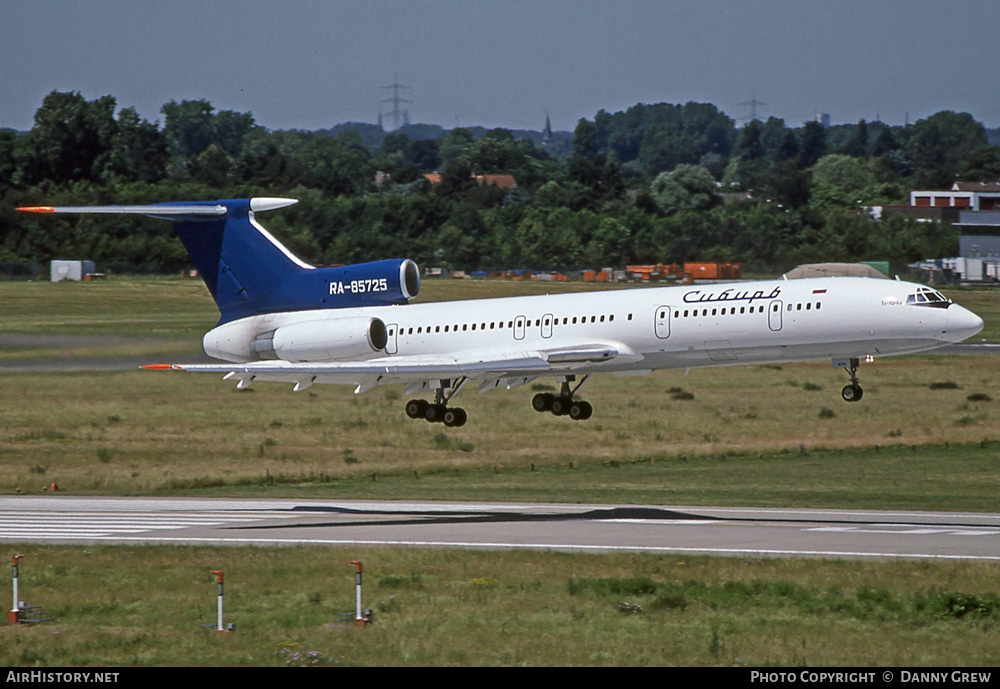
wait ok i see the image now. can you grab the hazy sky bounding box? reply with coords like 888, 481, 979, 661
5, 0, 998, 133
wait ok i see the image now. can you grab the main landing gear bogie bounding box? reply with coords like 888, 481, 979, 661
405, 378, 469, 427
531, 375, 594, 421
532, 393, 593, 420
405, 398, 468, 427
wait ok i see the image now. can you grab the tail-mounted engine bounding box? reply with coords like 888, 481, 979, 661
251, 317, 388, 362
315, 258, 420, 308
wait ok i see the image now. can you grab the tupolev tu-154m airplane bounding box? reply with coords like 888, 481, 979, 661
19, 197, 984, 428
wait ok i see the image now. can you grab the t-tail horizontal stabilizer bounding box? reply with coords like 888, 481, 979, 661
18, 198, 421, 325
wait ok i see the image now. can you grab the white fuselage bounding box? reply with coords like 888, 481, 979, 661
202, 277, 983, 375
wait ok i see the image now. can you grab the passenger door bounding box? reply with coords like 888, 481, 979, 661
385, 323, 399, 354
654, 306, 671, 339
541, 313, 553, 339
514, 315, 526, 340
768, 301, 783, 331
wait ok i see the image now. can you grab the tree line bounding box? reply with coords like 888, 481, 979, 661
2, 91, 998, 275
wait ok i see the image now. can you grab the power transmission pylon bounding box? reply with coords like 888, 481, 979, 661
381, 76, 414, 131
738, 92, 767, 123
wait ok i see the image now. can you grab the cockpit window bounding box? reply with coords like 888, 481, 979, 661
906, 287, 951, 307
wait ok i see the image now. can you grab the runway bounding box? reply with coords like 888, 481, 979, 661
2, 496, 998, 561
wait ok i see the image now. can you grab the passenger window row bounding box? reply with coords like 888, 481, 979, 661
675, 305, 768, 318
786, 302, 823, 312
387, 313, 623, 338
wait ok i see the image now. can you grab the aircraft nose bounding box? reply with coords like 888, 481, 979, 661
946, 304, 984, 342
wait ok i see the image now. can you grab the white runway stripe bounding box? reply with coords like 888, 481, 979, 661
0, 509, 300, 539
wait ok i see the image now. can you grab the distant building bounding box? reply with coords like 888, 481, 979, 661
422, 173, 518, 190
50, 260, 96, 282
956, 211, 1000, 259
871, 181, 1000, 223
814, 112, 830, 128
473, 174, 517, 190
910, 182, 1000, 211
900, 181, 1000, 282
869, 204, 959, 223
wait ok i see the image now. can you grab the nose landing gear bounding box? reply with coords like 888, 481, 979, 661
838, 358, 864, 403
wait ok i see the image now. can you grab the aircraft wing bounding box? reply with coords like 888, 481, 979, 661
148, 343, 638, 393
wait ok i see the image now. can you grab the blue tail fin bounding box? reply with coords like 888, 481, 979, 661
18, 197, 421, 325
169, 198, 312, 323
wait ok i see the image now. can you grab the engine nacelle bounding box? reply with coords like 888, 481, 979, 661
252, 317, 387, 363
315, 258, 420, 308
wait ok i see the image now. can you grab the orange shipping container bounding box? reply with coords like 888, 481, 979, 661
684, 262, 721, 279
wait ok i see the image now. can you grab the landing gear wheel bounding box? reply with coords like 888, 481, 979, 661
405, 399, 428, 419
443, 407, 468, 427
424, 403, 447, 422
569, 401, 593, 421
838, 358, 864, 403
532, 393, 554, 412
550, 396, 571, 416
841, 384, 863, 403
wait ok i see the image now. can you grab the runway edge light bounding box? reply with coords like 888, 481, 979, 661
207, 570, 234, 634
350, 561, 372, 628
8, 554, 51, 624
8, 554, 23, 624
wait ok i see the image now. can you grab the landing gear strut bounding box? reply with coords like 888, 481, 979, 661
840, 358, 864, 403
405, 378, 468, 427
531, 375, 593, 421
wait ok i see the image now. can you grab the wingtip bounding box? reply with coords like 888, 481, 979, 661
140, 364, 177, 370
16, 206, 55, 213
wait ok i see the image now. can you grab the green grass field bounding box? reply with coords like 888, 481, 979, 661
3, 365, 1000, 511
2, 276, 999, 666
2, 546, 999, 667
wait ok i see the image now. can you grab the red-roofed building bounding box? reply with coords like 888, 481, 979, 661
473, 174, 517, 190
910, 181, 1000, 211
422, 173, 517, 189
